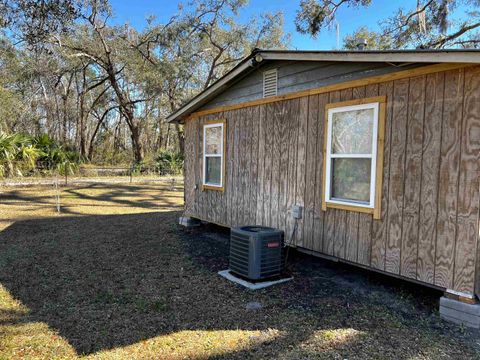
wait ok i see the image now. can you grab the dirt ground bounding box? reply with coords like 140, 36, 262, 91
0, 183, 479, 359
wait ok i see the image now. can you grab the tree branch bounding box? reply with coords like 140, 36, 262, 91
424, 21, 480, 48
383, 0, 435, 36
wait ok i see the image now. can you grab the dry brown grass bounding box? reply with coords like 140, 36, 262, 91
0, 182, 479, 359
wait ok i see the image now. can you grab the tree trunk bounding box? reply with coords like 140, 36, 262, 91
113, 120, 121, 151
169, 99, 184, 154
79, 93, 87, 158
155, 122, 163, 152
87, 118, 102, 161
130, 125, 144, 163
165, 123, 170, 149
107, 66, 144, 163
175, 123, 184, 154
62, 96, 68, 143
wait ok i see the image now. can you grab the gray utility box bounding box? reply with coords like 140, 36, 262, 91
229, 226, 284, 281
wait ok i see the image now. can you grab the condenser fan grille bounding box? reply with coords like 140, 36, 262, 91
229, 226, 284, 280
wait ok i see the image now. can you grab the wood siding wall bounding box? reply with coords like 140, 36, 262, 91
184, 66, 480, 296
200, 61, 420, 110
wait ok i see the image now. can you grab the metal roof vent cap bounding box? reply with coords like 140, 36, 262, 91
356, 38, 368, 51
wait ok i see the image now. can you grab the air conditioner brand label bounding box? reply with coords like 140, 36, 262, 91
267, 242, 280, 248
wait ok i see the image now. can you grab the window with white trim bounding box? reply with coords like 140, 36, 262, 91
203, 122, 224, 189
324, 101, 380, 211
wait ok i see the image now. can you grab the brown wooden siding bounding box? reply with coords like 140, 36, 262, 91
183, 65, 480, 296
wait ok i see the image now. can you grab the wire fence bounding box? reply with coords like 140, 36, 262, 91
1, 165, 185, 219
0, 162, 183, 187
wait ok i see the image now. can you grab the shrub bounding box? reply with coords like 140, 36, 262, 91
155, 150, 184, 175
34, 134, 82, 175
0, 132, 41, 177
0, 132, 82, 178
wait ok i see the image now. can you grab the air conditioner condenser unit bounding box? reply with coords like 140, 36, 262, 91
229, 226, 284, 281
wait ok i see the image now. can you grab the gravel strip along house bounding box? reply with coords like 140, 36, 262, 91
168, 49, 480, 327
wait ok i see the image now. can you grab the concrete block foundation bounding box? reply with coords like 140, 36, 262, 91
178, 216, 201, 228
439, 296, 480, 328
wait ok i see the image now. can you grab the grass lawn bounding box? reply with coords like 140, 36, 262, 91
0, 183, 479, 359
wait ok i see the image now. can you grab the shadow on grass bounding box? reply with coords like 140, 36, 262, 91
0, 183, 184, 219
0, 183, 183, 213
0, 213, 479, 358
61, 184, 183, 215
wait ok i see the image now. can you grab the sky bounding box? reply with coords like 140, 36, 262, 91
107, 0, 465, 50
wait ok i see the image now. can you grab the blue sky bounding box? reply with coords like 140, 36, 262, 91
107, 0, 458, 50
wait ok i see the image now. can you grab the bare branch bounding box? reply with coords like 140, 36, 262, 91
424, 22, 480, 48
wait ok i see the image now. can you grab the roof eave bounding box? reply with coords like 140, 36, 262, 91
166, 56, 256, 123
167, 49, 480, 123
260, 50, 480, 64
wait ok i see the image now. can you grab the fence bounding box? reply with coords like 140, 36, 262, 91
0, 162, 183, 187
1, 164, 185, 219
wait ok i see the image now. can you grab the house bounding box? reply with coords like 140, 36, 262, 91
168, 49, 480, 327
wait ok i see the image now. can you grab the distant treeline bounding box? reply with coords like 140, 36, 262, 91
0, 0, 288, 165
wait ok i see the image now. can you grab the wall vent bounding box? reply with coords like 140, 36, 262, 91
263, 69, 278, 98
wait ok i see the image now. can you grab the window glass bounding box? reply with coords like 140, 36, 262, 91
332, 108, 373, 154
205, 126, 222, 154
332, 158, 371, 202
203, 123, 224, 188
205, 157, 221, 185
325, 102, 379, 210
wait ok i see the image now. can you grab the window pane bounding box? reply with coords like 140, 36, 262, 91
332, 108, 374, 154
332, 158, 371, 202
205, 126, 222, 154
205, 157, 221, 185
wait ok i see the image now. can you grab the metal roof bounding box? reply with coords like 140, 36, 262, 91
167, 49, 480, 123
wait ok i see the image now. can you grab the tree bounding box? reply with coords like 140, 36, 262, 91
54, 3, 150, 162
0, 37, 27, 133
295, 0, 371, 36
0, 0, 109, 47
130, 0, 288, 154
295, 0, 480, 49
343, 26, 393, 49
0, 0, 289, 165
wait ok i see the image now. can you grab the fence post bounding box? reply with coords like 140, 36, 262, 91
129, 166, 133, 184
54, 172, 61, 214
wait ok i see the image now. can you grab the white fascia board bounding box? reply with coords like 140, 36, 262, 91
260, 51, 480, 64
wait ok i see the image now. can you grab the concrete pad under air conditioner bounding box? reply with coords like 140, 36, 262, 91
218, 270, 293, 290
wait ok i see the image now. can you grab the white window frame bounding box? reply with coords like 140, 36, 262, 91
203, 122, 224, 189
325, 102, 379, 209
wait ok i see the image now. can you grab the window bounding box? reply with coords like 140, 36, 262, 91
322, 97, 386, 219
203, 121, 225, 190
263, 69, 278, 97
